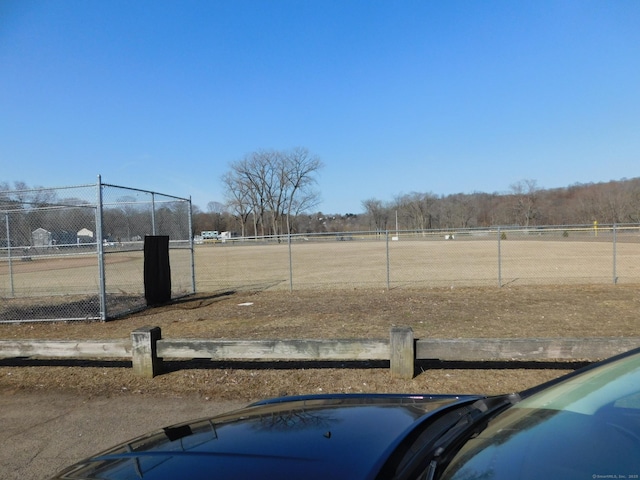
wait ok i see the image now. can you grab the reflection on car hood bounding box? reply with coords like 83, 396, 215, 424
52, 394, 479, 480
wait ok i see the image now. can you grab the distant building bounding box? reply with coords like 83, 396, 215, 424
77, 228, 94, 244
32, 228, 52, 247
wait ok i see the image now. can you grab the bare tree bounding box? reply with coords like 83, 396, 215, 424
207, 201, 225, 214
394, 192, 436, 231
362, 198, 390, 231
222, 171, 253, 237
227, 151, 272, 236
281, 148, 323, 233
510, 179, 540, 227
223, 148, 323, 237
446, 194, 477, 228
623, 180, 640, 223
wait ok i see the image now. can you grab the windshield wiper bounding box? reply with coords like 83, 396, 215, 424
423, 394, 520, 480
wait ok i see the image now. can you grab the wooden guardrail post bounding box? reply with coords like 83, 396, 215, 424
390, 326, 414, 379
131, 326, 162, 378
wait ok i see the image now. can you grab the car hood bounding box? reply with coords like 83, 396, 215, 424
51, 393, 480, 480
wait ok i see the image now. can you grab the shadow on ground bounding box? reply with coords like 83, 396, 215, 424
0, 357, 590, 374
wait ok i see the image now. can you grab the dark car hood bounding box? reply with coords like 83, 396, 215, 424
52, 393, 480, 480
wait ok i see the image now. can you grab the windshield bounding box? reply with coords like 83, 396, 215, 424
439, 352, 640, 480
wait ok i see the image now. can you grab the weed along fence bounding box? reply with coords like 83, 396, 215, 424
1, 327, 639, 380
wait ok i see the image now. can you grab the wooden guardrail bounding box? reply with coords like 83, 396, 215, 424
0, 339, 131, 358
415, 337, 640, 362
1, 326, 638, 380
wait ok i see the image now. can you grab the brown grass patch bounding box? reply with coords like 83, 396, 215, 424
1, 284, 639, 401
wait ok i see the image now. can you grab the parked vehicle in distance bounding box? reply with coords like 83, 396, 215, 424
51, 348, 640, 479
200, 230, 219, 240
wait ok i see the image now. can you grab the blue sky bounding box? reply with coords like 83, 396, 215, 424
2, 1, 639, 214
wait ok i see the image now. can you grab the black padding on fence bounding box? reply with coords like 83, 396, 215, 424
144, 236, 171, 306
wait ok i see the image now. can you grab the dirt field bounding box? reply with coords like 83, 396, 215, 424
3, 238, 640, 302
1, 284, 639, 402
198, 238, 640, 290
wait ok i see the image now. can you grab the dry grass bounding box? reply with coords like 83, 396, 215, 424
1, 284, 639, 402
4, 238, 640, 299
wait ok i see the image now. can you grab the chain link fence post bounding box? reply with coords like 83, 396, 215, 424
188, 197, 196, 294
386, 230, 390, 289
497, 227, 502, 287
96, 176, 107, 320
288, 232, 294, 292
613, 223, 618, 284
5, 212, 14, 297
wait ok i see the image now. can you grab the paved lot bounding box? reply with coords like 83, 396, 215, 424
0, 392, 244, 479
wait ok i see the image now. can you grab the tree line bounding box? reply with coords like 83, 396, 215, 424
358, 178, 640, 233
195, 176, 640, 236
3, 169, 640, 242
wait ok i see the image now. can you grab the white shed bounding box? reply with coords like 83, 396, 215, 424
77, 228, 94, 244
32, 228, 52, 247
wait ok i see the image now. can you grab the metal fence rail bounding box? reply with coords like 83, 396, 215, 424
0, 177, 194, 323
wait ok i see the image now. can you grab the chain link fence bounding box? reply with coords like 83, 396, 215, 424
0, 178, 194, 323
196, 224, 640, 291
3, 196, 638, 322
